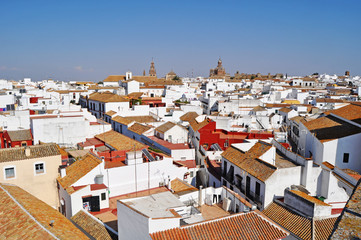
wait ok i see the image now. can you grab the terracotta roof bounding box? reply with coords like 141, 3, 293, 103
130, 76, 158, 82
174, 160, 196, 169
155, 122, 177, 134
6, 129, 33, 141
150, 211, 288, 240
279, 107, 292, 113
95, 130, 146, 151
265, 103, 292, 108
290, 115, 308, 124
128, 123, 152, 135
342, 169, 361, 181
0, 143, 60, 163
170, 178, 197, 194
322, 161, 335, 170
105, 110, 117, 116
57, 153, 102, 190
290, 190, 330, 206
88, 91, 128, 103
189, 118, 211, 132
71, 210, 114, 240
180, 112, 199, 122
330, 179, 361, 239
87, 86, 121, 90
324, 103, 361, 125
263, 202, 337, 240
316, 98, 346, 103
303, 115, 361, 142
103, 75, 126, 82
112, 115, 156, 125
0, 183, 88, 239
252, 105, 267, 112
222, 142, 276, 182
127, 92, 143, 98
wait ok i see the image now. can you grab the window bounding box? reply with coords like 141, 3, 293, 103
101, 193, 106, 201
255, 182, 261, 197
224, 140, 229, 148
223, 161, 227, 177
343, 153, 349, 163
5, 167, 15, 179
190, 171, 194, 177
21, 142, 27, 147
35, 163, 44, 174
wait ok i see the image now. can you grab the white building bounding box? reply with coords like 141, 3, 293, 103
154, 121, 188, 144
30, 111, 111, 147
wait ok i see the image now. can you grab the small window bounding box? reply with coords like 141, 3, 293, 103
101, 193, 106, 201
35, 163, 44, 174
5, 167, 15, 179
190, 171, 194, 178
256, 182, 261, 196
21, 142, 27, 147
343, 153, 349, 163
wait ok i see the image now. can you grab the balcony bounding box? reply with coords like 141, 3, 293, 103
236, 184, 263, 208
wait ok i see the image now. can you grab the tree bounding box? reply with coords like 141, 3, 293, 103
172, 76, 180, 81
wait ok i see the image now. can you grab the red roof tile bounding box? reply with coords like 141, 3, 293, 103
150, 211, 289, 240
90, 184, 107, 191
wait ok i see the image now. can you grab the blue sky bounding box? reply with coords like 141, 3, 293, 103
1, 0, 360, 81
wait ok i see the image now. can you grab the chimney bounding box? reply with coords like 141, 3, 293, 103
60, 167, 66, 178
25, 147, 31, 157
198, 185, 203, 207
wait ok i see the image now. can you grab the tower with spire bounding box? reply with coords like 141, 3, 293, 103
149, 59, 157, 77
209, 58, 226, 78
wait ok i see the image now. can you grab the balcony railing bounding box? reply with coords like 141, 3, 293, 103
236, 184, 263, 206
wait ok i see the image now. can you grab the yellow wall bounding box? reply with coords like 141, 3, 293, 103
0, 155, 62, 209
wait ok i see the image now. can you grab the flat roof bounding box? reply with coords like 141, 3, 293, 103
121, 191, 185, 219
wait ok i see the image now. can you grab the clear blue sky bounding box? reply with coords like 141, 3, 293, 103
1, 0, 360, 81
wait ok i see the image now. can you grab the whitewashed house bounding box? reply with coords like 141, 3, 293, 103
87, 92, 129, 119
298, 103, 361, 173
154, 121, 188, 144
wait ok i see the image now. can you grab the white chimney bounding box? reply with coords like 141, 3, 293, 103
25, 147, 31, 157
60, 167, 66, 178
198, 185, 203, 207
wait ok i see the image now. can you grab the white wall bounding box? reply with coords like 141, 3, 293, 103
117, 201, 151, 240
171, 149, 195, 161
163, 125, 188, 144
148, 218, 180, 234
0, 110, 30, 130
264, 167, 302, 207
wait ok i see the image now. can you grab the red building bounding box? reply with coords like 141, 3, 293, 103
2, 129, 33, 148
140, 97, 166, 107
197, 120, 274, 151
